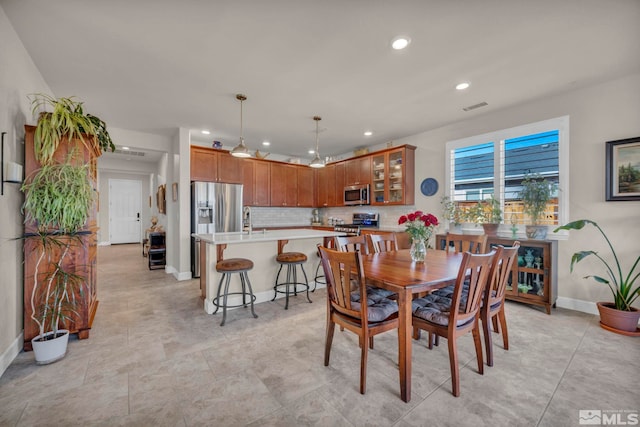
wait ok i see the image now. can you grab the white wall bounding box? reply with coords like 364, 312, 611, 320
0, 4, 53, 375
392, 73, 640, 312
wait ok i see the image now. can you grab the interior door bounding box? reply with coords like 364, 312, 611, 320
109, 178, 142, 244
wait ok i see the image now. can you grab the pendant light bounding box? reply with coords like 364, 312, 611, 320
231, 94, 251, 158
309, 116, 325, 168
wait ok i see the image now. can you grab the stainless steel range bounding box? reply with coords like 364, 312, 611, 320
333, 213, 379, 236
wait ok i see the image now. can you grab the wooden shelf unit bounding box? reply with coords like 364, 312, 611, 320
435, 234, 558, 314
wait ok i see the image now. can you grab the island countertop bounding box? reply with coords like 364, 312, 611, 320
193, 228, 344, 245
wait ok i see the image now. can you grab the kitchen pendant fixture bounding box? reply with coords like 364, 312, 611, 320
231, 94, 251, 158
309, 116, 325, 168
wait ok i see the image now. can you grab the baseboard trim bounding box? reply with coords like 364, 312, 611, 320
0, 332, 23, 378
555, 297, 599, 315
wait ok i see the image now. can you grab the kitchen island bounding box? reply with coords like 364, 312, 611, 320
193, 229, 344, 314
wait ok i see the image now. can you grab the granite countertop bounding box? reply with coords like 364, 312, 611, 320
193, 229, 344, 245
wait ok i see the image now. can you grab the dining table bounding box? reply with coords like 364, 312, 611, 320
361, 248, 465, 403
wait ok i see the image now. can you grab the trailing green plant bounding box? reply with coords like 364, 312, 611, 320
30, 93, 115, 164
519, 173, 554, 225
554, 219, 640, 311
21, 159, 94, 233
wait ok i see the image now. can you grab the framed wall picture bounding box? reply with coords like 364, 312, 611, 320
606, 136, 640, 201
172, 182, 178, 202
157, 184, 166, 213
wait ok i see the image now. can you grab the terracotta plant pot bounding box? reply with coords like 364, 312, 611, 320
596, 302, 640, 334
481, 223, 499, 236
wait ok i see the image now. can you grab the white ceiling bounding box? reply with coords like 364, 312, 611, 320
3, 0, 639, 162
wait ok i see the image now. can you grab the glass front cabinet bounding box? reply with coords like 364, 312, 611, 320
489, 237, 558, 314
435, 235, 558, 314
371, 146, 416, 206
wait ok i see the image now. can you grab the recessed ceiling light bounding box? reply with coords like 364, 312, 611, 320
456, 82, 470, 90
122, 146, 130, 150
391, 36, 410, 50
308, 149, 315, 155
364, 131, 373, 137
201, 130, 211, 135
262, 141, 270, 146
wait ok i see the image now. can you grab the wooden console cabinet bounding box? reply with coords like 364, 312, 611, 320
435, 234, 558, 314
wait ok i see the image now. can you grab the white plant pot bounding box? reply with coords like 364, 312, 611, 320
31, 330, 69, 365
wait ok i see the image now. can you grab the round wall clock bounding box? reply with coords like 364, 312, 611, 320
420, 178, 439, 196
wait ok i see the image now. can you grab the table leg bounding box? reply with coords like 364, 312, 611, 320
397, 288, 412, 402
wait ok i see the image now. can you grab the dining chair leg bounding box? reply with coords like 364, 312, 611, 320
498, 309, 509, 350
324, 320, 335, 366
472, 325, 484, 375
492, 315, 499, 333
482, 312, 494, 367
412, 326, 421, 341
360, 334, 369, 394
448, 337, 460, 397
369, 336, 374, 349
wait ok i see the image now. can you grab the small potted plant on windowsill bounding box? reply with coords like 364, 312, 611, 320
440, 196, 463, 233
555, 219, 640, 335
520, 173, 554, 239
466, 195, 502, 236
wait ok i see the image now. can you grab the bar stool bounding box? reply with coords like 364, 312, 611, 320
272, 251, 312, 310
213, 258, 258, 326
312, 244, 325, 292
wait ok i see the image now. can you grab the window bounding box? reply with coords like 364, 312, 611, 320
445, 116, 569, 238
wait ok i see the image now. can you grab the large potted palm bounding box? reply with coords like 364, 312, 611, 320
555, 219, 640, 335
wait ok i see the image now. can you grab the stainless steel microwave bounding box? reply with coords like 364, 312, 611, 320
344, 184, 370, 206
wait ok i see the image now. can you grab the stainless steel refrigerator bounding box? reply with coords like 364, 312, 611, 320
191, 182, 243, 277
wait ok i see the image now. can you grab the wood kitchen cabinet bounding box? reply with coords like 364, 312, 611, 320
334, 162, 345, 206
242, 158, 270, 206
344, 156, 371, 186
270, 162, 298, 206
370, 145, 416, 206
190, 146, 243, 183
315, 163, 339, 207
297, 166, 314, 207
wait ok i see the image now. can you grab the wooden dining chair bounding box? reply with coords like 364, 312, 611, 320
482, 242, 520, 366
319, 246, 399, 394
335, 235, 370, 254
444, 232, 488, 254
395, 232, 411, 250
368, 233, 399, 253
411, 250, 496, 397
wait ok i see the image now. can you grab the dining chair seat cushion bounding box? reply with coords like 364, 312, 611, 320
366, 285, 396, 299
412, 295, 474, 327
350, 292, 399, 322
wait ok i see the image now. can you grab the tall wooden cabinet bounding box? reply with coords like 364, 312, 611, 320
23, 125, 99, 350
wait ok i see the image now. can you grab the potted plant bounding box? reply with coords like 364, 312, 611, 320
463, 196, 502, 236
519, 173, 554, 239
30, 93, 114, 164
22, 161, 95, 363
554, 219, 640, 335
440, 196, 462, 232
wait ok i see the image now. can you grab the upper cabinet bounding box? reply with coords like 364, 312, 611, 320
242, 158, 270, 206
270, 162, 298, 207
315, 163, 337, 207
371, 146, 416, 206
344, 156, 371, 186
297, 167, 314, 207
190, 146, 243, 183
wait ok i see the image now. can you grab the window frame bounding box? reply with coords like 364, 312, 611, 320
445, 116, 570, 239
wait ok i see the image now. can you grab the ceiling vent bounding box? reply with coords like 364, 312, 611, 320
114, 149, 146, 157
462, 102, 488, 112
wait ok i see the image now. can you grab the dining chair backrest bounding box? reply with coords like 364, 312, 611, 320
319, 246, 368, 321
395, 232, 411, 250
485, 242, 520, 308
335, 235, 370, 255
444, 233, 488, 254
450, 250, 496, 327
368, 233, 398, 253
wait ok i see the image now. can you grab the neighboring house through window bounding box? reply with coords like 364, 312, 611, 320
445, 116, 569, 238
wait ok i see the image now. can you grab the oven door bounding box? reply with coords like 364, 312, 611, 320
344, 184, 369, 206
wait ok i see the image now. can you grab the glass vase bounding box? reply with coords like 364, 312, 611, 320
410, 238, 427, 263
